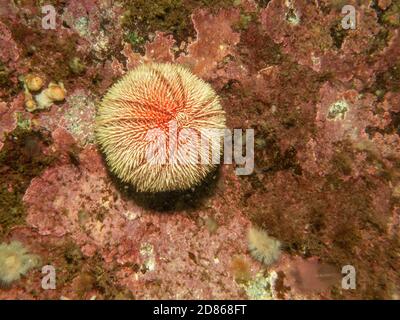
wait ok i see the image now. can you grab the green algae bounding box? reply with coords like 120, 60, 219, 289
9, 22, 82, 82
369, 62, 400, 100
382, 3, 400, 27
330, 19, 348, 49
58, 241, 129, 299
125, 31, 145, 50
16, 112, 32, 130
255, 0, 271, 8
121, 0, 237, 50
233, 12, 254, 31
121, 0, 194, 49
0, 128, 54, 236
0, 62, 10, 88
68, 57, 86, 75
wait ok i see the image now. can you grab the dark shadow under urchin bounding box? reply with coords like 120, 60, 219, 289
99, 152, 221, 213
128, 168, 221, 212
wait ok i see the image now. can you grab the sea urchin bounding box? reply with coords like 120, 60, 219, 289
96, 63, 226, 192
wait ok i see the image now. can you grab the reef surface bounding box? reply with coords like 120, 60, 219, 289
0, 0, 399, 299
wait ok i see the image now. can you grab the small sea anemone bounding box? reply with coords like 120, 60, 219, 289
230, 255, 252, 283
25, 73, 44, 92
25, 98, 36, 112
45, 82, 67, 101
96, 63, 226, 192
247, 226, 281, 265
0, 241, 41, 285
35, 82, 67, 109
24, 90, 37, 112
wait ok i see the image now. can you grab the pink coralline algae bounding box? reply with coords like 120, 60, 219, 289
23, 143, 261, 298
145, 32, 176, 63
297, 83, 392, 177
261, 0, 400, 85
121, 31, 176, 69
122, 8, 241, 80
274, 255, 341, 299
176, 9, 241, 78
0, 21, 23, 84
61, 0, 124, 61
0, 94, 24, 151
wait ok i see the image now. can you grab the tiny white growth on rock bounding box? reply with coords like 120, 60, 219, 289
247, 226, 281, 265
327, 100, 349, 120
242, 271, 278, 300
140, 243, 156, 272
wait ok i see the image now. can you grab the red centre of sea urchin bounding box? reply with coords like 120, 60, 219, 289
95, 63, 226, 192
